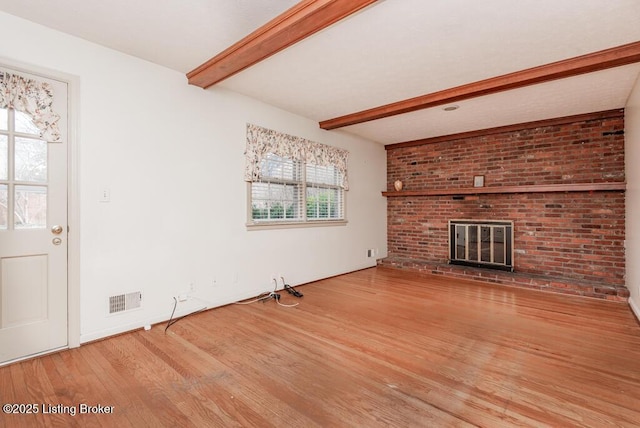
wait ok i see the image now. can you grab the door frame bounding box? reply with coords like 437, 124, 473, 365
1, 57, 81, 350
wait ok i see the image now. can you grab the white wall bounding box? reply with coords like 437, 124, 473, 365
0, 12, 387, 342
626, 72, 640, 319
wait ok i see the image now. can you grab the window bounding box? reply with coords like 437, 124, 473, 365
305, 163, 343, 220
245, 124, 348, 227
0, 70, 62, 230
251, 154, 303, 222
0, 108, 48, 230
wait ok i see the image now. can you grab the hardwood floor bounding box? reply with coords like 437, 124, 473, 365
2, 267, 640, 427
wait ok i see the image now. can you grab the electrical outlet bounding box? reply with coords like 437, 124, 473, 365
212, 276, 217, 287
189, 282, 195, 293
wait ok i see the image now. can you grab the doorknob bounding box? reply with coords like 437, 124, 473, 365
51, 225, 63, 234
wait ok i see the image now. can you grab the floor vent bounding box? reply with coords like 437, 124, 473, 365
109, 292, 142, 314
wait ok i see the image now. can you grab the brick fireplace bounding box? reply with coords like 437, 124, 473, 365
379, 109, 628, 301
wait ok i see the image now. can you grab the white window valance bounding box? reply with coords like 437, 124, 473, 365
244, 123, 349, 190
0, 71, 61, 142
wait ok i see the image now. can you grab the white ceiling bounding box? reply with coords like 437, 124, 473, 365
0, 0, 300, 73
1, 0, 639, 145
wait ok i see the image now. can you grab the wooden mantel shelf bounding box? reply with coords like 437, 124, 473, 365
381, 182, 626, 197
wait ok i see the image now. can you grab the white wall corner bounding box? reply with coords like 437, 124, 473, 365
630, 296, 640, 323
624, 70, 640, 311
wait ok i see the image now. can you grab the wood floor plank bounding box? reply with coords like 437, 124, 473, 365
1, 267, 640, 427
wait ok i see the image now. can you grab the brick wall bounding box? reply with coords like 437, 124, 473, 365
382, 110, 627, 299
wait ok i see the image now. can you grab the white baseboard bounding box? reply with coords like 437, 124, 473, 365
630, 297, 640, 322
79, 264, 379, 344
79, 288, 269, 344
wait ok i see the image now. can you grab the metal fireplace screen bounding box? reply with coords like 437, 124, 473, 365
449, 220, 514, 271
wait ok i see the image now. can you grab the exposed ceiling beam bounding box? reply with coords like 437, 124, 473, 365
319, 41, 640, 130
187, 0, 378, 89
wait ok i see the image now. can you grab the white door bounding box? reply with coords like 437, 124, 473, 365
0, 67, 68, 364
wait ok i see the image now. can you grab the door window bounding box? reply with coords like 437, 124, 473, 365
0, 108, 48, 230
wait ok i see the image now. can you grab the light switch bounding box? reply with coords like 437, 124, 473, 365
100, 187, 111, 202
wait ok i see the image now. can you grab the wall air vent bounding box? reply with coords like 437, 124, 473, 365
109, 292, 142, 314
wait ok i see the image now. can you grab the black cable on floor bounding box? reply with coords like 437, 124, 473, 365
165, 297, 207, 333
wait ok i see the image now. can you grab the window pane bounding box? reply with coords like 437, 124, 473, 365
307, 187, 342, 220
15, 110, 40, 135
306, 164, 341, 186
0, 135, 7, 180
0, 184, 7, 229
251, 181, 302, 221
15, 137, 47, 182
260, 153, 300, 181
15, 185, 47, 229
0, 108, 7, 130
